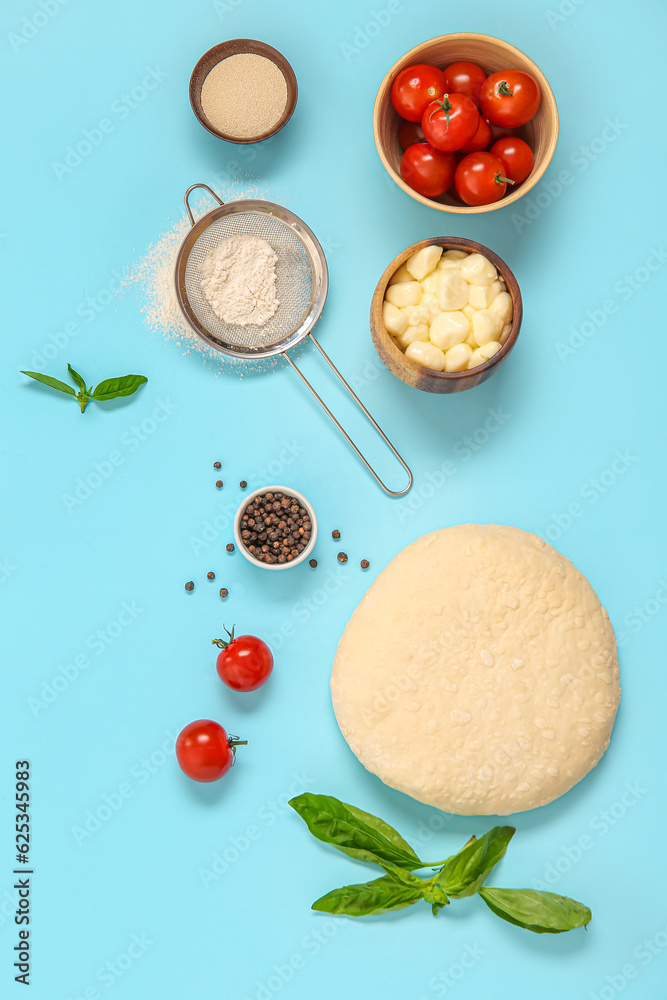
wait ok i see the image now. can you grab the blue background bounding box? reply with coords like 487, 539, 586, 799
2, 0, 666, 997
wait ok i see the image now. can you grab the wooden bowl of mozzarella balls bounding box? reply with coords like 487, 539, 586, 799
370, 237, 522, 393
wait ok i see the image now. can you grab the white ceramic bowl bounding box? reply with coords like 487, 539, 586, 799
233, 485, 318, 571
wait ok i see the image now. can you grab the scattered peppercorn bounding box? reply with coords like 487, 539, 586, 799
239, 490, 313, 565
226, 543, 235, 552
332, 529, 341, 539
219, 588, 228, 599
184, 581, 194, 592
239, 480, 247, 489
213, 462, 221, 469
337, 552, 348, 563
309, 558, 318, 568
360, 559, 370, 569
215, 480, 223, 488
207, 571, 215, 580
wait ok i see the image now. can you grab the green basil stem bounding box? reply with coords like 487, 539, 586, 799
498, 81, 514, 97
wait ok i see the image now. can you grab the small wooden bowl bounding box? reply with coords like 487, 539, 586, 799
370, 238, 522, 394
373, 33, 559, 214
190, 39, 298, 144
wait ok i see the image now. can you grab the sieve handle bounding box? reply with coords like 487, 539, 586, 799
284, 336, 413, 497
184, 183, 224, 227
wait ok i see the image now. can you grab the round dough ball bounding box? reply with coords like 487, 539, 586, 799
331, 525, 620, 816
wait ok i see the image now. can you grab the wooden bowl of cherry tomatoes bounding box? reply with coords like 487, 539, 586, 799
373, 33, 559, 213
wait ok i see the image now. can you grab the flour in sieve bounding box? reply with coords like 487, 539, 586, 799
122, 180, 283, 369
200, 233, 279, 326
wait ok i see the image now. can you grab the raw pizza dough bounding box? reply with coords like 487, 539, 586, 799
331, 525, 620, 815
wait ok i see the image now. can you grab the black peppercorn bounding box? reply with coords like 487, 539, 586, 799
337, 552, 348, 563
226, 543, 235, 552
361, 559, 370, 569
213, 462, 221, 469
215, 480, 223, 488
219, 588, 228, 599
309, 558, 317, 568
332, 529, 340, 539
207, 571, 215, 580
239, 480, 247, 489
184, 581, 194, 592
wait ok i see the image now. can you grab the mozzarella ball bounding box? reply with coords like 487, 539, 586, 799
420, 292, 442, 320
468, 342, 502, 369
429, 311, 469, 350
397, 323, 430, 348
406, 340, 447, 371
436, 258, 463, 273
385, 281, 422, 307
472, 309, 503, 346
442, 249, 468, 260
500, 322, 512, 345
404, 304, 431, 326
465, 331, 478, 348
421, 271, 441, 295
444, 343, 473, 372
383, 301, 408, 336
437, 273, 469, 311
462, 305, 476, 323
388, 262, 413, 286
490, 291, 513, 323
460, 253, 497, 286
468, 280, 502, 310
406, 245, 443, 281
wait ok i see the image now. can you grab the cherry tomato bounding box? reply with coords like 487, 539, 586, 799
212, 625, 273, 692
485, 118, 521, 145
458, 116, 491, 154
400, 143, 456, 198
399, 120, 425, 150
176, 720, 246, 782
422, 93, 479, 152
391, 64, 446, 122
455, 151, 515, 206
479, 70, 541, 127
490, 136, 534, 184
441, 61, 487, 107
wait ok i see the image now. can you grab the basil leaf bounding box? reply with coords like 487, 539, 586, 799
344, 803, 423, 864
67, 364, 87, 392
92, 374, 147, 401
479, 887, 592, 934
312, 876, 424, 916
438, 826, 515, 899
20, 371, 75, 396
289, 793, 423, 869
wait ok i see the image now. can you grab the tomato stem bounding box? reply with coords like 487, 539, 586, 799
498, 81, 514, 97
429, 94, 452, 130
227, 734, 247, 766
494, 170, 515, 186
211, 623, 236, 649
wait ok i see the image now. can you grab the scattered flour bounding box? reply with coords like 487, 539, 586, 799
200, 233, 279, 326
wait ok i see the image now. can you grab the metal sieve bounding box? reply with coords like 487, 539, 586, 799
175, 184, 412, 496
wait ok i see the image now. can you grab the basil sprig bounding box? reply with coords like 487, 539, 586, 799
20, 364, 147, 413
289, 793, 591, 934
